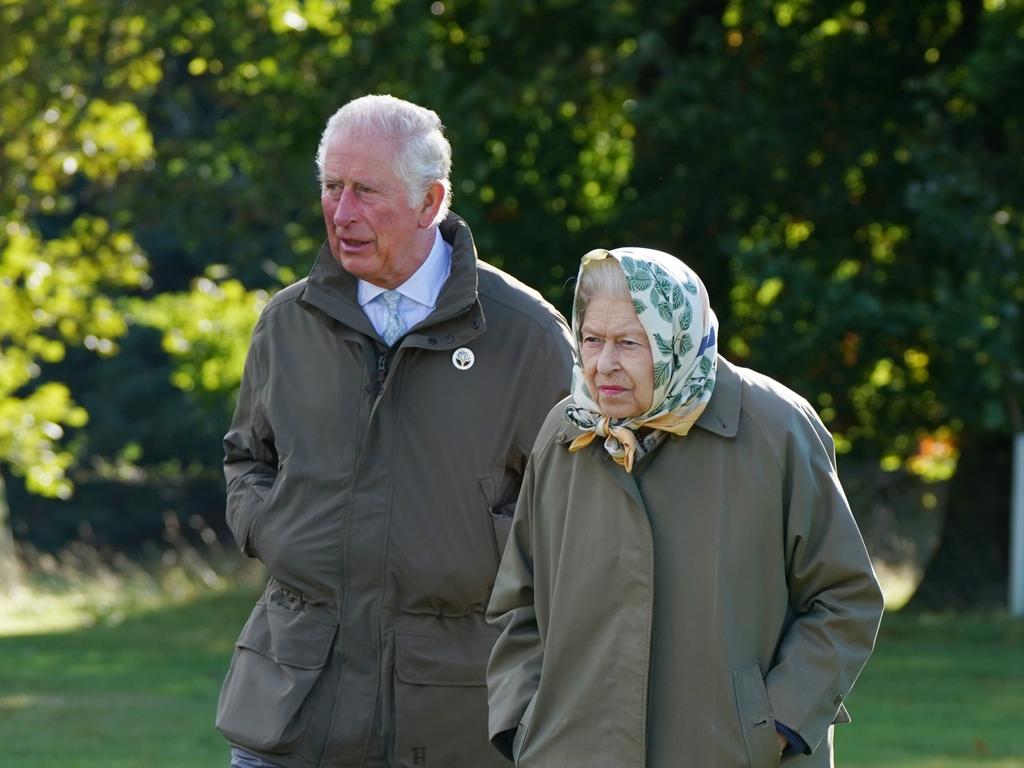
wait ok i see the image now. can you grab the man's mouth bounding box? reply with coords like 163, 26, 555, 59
338, 234, 371, 250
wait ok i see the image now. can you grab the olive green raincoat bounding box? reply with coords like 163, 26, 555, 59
487, 357, 884, 767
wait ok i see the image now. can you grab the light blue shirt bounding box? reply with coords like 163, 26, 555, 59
357, 228, 452, 339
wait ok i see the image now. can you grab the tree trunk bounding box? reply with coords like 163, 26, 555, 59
909, 432, 1011, 609
0, 472, 24, 593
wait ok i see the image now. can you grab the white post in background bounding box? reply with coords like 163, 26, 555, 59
1011, 433, 1024, 617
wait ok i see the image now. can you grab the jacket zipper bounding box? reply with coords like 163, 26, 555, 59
376, 351, 388, 397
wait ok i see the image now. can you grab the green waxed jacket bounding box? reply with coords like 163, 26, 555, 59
487, 357, 884, 768
215, 213, 574, 767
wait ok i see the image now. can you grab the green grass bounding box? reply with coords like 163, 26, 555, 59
0, 586, 260, 768
838, 611, 1024, 767
1, 585, 1022, 767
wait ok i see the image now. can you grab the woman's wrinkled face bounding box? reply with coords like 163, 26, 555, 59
580, 296, 654, 419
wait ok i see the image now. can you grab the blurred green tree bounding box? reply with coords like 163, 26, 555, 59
2, 0, 1021, 602
0, 2, 156, 586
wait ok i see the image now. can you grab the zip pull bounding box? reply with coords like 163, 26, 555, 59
376, 352, 388, 395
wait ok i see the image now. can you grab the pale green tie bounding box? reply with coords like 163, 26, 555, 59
381, 290, 406, 346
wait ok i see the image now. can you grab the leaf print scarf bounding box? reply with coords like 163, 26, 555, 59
565, 247, 719, 472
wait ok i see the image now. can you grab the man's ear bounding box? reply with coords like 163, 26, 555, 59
417, 180, 446, 227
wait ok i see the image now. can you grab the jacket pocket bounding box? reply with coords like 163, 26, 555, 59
480, 475, 515, 568
733, 661, 781, 768
226, 473, 275, 557
392, 631, 507, 768
511, 694, 537, 765
216, 599, 337, 753
489, 503, 515, 565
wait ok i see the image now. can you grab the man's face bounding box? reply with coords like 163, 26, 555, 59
580, 296, 655, 419
320, 131, 439, 288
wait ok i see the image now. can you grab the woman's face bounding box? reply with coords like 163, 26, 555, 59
580, 296, 654, 419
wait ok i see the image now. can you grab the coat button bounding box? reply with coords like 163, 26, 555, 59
445, 334, 455, 343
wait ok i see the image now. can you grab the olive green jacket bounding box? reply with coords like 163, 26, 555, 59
216, 213, 574, 767
487, 357, 884, 767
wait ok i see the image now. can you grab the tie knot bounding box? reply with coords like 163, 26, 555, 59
382, 290, 401, 311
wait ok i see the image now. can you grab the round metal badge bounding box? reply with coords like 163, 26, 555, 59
451, 347, 475, 371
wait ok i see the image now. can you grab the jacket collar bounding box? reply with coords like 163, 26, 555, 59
554, 355, 742, 444
298, 212, 486, 349
693, 355, 741, 438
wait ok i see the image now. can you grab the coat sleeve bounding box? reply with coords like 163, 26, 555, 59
222, 314, 278, 558
765, 407, 884, 755
486, 455, 543, 760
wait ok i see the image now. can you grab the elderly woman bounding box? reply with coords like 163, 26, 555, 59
486, 247, 884, 767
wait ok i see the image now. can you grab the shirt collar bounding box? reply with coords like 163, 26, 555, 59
357, 228, 452, 309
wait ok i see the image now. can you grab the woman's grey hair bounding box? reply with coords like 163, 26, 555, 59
575, 255, 632, 324
315, 94, 453, 225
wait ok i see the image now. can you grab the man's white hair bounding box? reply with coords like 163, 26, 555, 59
315, 94, 453, 225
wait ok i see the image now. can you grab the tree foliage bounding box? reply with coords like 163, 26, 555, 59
1, 0, 1022, 564
1, 2, 152, 498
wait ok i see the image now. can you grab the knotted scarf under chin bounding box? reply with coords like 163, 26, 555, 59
565, 405, 707, 473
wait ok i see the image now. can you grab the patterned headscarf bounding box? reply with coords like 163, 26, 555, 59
565, 247, 719, 472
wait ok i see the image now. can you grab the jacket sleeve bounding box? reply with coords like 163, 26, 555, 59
223, 314, 278, 558
765, 407, 884, 755
486, 457, 543, 760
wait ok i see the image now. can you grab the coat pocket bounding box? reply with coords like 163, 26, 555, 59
392, 631, 507, 768
216, 600, 337, 753
733, 661, 781, 768
480, 475, 515, 568
511, 694, 537, 765
489, 503, 515, 565
226, 473, 275, 557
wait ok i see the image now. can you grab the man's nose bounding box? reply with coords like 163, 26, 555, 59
333, 188, 358, 224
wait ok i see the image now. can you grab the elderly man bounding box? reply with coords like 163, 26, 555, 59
216, 94, 574, 768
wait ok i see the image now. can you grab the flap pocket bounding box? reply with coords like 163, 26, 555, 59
394, 631, 492, 687
216, 601, 338, 753
238, 602, 336, 670
392, 631, 505, 768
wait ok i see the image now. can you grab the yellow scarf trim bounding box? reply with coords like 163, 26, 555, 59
567, 407, 706, 473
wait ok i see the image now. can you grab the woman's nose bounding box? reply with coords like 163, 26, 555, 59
596, 343, 619, 373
